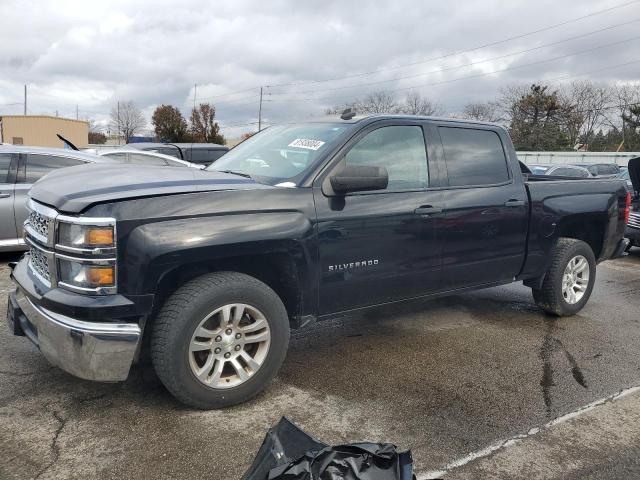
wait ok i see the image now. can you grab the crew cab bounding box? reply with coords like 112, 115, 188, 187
7, 115, 630, 409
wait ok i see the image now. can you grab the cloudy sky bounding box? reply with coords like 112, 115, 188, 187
1, 0, 639, 137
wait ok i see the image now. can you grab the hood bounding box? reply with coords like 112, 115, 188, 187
30, 163, 270, 213
629, 157, 640, 199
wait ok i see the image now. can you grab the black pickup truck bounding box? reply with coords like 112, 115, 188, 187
7, 115, 631, 409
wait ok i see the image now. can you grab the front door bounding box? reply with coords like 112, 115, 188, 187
0, 152, 17, 246
314, 122, 444, 315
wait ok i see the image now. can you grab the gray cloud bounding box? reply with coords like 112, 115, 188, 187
1, 0, 639, 136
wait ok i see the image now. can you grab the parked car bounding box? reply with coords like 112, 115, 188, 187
624, 157, 640, 251
126, 142, 229, 165
0, 145, 119, 252
574, 163, 621, 178
528, 164, 591, 178
617, 168, 634, 193
96, 149, 204, 169
8, 115, 630, 409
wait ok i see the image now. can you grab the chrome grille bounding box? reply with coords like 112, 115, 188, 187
628, 212, 640, 230
27, 209, 49, 240
28, 246, 50, 282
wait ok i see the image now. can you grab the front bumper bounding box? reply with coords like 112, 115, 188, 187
611, 237, 631, 259
7, 257, 146, 382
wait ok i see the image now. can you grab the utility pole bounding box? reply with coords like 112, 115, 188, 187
117, 101, 120, 145
193, 84, 197, 113
76, 104, 78, 120
258, 86, 263, 131
23, 85, 27, 115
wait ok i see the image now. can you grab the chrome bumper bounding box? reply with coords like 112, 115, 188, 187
12, 289, 141, 382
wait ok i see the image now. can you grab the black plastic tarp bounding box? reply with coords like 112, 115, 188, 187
243, 417, 415, 480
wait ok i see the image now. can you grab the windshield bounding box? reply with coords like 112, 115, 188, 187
208, 123, 348, 185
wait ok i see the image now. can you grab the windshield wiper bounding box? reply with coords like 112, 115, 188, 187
217, 169, 253, 179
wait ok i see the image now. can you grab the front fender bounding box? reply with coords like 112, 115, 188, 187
120, 212, 315, 295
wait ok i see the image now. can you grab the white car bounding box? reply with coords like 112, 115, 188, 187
95, 149, 205, 169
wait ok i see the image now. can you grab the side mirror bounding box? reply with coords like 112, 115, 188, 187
330, 165, 388, 194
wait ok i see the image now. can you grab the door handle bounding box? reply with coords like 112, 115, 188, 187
504, 199, 525, 207
0, 193, 10, 199
414, 205, 443, 215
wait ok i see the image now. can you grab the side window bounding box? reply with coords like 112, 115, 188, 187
25, 154, 84, 183
439, 127, 509, 187
128, 153, 168, 166
0, 153, 12, 183
344, 125, 428, 192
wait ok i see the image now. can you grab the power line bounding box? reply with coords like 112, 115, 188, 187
264, 36, 640, 104
268, 19, 640, 97
265, 0, 640, 89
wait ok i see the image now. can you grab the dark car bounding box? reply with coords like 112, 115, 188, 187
8, 115, 629, 409
126, 142, 229, 165
624, 157, 640, 251
574, 163, 621, 178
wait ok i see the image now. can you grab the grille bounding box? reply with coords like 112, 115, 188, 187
629, 212, 640, 230
27, 209, 49, 240
28, 246, 50, 282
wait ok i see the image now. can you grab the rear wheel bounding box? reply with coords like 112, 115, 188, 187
151, 272, 290, 409
532, 238, 596, 316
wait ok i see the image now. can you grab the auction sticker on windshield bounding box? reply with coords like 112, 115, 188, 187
288, 138, 325, 150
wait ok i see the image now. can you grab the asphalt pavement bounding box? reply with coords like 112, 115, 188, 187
1, 250, 639, 479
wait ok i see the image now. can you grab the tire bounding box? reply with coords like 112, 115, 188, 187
151, 272, 290, 409
532, 238, 596, 317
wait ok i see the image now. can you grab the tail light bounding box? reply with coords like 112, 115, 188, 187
624, 191, 631, 225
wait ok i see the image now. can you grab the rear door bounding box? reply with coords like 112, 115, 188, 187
14, 153, 86, 238
0, 152, 18, 246
436, 125, 529, 290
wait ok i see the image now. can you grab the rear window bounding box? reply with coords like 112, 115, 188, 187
439, 127, 509, 187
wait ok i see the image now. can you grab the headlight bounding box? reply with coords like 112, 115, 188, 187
58, 222, 114, 248
58, 257, 116, 292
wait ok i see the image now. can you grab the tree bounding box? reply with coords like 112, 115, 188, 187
110, 101, 146, 143
461, 102, 500, 122
622, 103, 640, 150
398, 91, 441, 115
501, 84, 569, 151
88, 131, 107, 144
152, 105, 188, 142
190, 103, 225, 144
559, 81, 610, 150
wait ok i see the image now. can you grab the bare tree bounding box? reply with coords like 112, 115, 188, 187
399, 91, 442, 115
110, 101, 146, 143
460, 102, 500, 122
559, 80, 611, 149
360, 91, 398, 114
603, 83, 640, 149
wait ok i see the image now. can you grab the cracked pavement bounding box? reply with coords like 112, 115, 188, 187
1, 251, 639, 479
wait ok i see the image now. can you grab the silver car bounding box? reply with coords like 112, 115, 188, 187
0, 145, 119, 252
528, 164, 592, 178
95, 148, 205, 169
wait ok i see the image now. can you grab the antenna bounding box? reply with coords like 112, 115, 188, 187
340, 107, 356, 120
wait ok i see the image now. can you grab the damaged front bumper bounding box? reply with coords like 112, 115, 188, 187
6, 257, 143, 382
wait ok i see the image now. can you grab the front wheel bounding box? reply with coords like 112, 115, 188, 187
151, 272, 290, 409
532, 238, 596, 316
